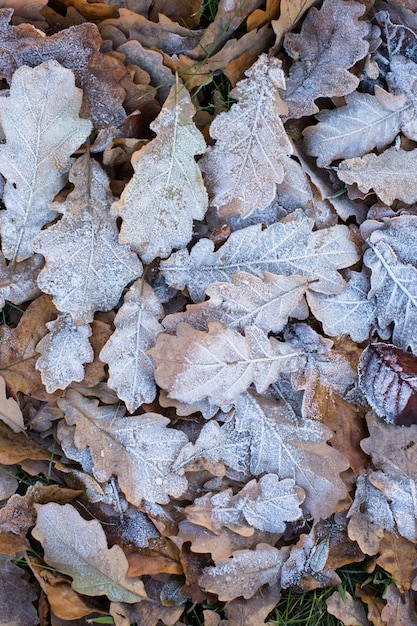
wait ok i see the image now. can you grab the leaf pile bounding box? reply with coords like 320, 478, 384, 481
2, 1, 417, 625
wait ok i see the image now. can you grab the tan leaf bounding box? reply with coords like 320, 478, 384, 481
161, 209, 359, 302
59, 0, 116, 20
0, 294, 58, 399
36, 313, 94, 394
376, 533, 416, 593
149, 0, 202, 28
247, 0, 281, 30
381, 584, 417, 626
110, 579, 185, 626
126, 537, 182, 576
283, 0, 369, 119
0, 252, 42, 310
199, 54, 292, 219
77, 319, 113, 388
0, 557, 38, 625
151, 322, 305, 407
199, 543, 288, 601
100, 279, 163, 413
32, 502, 147, 603
164, 272, 309, 335
34, 156, 142, 325
58, 389, 189, 505
270, 0, 316, 47
0, 61, 92, 262
0, 464, 18, 500
224, 583, 282, 626
112, 83, 207, 263
1, 0, 47, 27
326, 590, 370, 626
0, 373, 24, 432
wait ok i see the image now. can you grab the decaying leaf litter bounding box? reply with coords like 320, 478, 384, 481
1, 0, 417, 624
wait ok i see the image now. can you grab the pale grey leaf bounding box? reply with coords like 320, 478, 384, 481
161, 209, 359, 301
0, 61, 92, 262
100, 278, 164, 413
35, 313, 94, 393
163, 271, 309, 335
150, 322, 305, 407
33, 156, 142, 325
369, 471, 417, 542
0, 253, 42, 310
303, 89, 411, 167
112, 83, 207, 263
199, 54, 292, 219
307, 269, 377, 343
0, 557, 38, 625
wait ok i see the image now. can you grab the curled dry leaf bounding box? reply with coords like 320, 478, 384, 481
35, 313, 94, 394
58, 389, 189, 505
0, 60, 92, 262
32, 502, 147, 603
34, 155, 142, 325
338, 147, 417, 205
359, 343, 417, 426
151, 322, 305, 407
100, 278, 164, 413
112, 83, 208, 263
283, 0, 369, 119
161, 209, 359, 301
163, 271, 309, 335
199, 543, 289, 601
199, 54, 292, 219
0, 374, 24, 432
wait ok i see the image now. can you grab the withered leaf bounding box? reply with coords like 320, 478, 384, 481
0, 422, 50, 465
199, 54, 292, 218
199, 544, 289, 601
283, 0, 369, 119
0, 60, 92, 262
58, 389, 189, 505
32, 502, 147, 603
0, 557, 38, 625
0, 294, 57, 399
110, 578, 185, 626
112, 83, 207, 263
100, 278, 163, 413
326, 590, 370, 626
381, 584, 417, 626
0, 465, 18, 500
151, 322, 305, 407
307, 270, 377, 343
376, 534, 417, 593
161, 210, 359, 301
270, 0, 317, 49
304, 89, 413, 167
0, 252, 42, 310
34, 156, 142, 325
163, 272, 309, 335
338, 147, 417, 205
358, 343, 417, 426
36, 313, 93, 394
0, 12, 126, 128
184, 475, 305, 536
0, 373, 24, 432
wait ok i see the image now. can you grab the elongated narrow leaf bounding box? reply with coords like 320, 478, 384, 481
199, 53, 292, 218
150, 322, 305, 407
0, 60, 92, 262
58, 390, 188, 505
161, 209, 359, 301
32, 502, 146, 602
100, 278, 164, 413
33, 156, 142, 324
36, 313, 94, 393
112, 83, 208, 263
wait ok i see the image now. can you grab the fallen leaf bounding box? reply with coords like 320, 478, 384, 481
283, 0, 369, 118
338, 147, 417, 205
58, 389, 189, 505
59, 0, 116, 20
224, 583, 282, 626
270, 0, 317, 48
112, 83, 208, 263
380, 583, 417, 626
0, 557, 38, 625
110, 578, 185, 626
0, 252, 43, 310
247, 0, 281, 30
34, 155, 142, 325
199, 54, 292, 218
376, 533, 417, 593
32, 502, 147, 602
326, 590, 370, 626
0, 464, 18, 500
0, 373, 25, 432
0, 60, 92, 262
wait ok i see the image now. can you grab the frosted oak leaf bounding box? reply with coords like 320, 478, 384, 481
150, 322, 305, 407
161, 209, 359, 301
35, 313, 94, 394
0, 61, 92, 262
100, 278, 164, 413
199, 53, 292, 218
32, 502, 146, 602
58, 390, 189, 505
112, 83, 208, 263
33, 155, 142, 325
